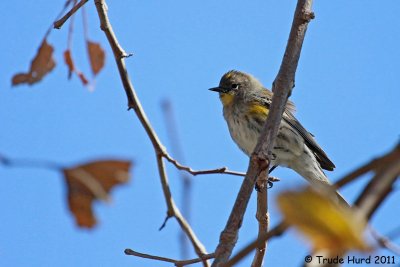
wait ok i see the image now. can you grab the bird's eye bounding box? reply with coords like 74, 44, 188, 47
231, 83, 239, 89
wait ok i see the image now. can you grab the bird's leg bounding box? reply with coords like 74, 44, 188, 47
267, 176, 280, 188
267, 165, 278, 188
255, 165, 280, 191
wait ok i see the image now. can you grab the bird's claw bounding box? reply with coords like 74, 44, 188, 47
255, 176, 280, 191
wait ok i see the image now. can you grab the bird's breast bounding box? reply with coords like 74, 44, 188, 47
223, 105, 263, 156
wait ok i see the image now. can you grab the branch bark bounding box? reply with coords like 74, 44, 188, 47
251, 188, 269, 267
226, 222, 289, 267
212, 0, 314, 265
93, 0, 208, 264
54, 0, 89, 29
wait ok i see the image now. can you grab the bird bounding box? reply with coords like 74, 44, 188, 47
209, 70, 343, 201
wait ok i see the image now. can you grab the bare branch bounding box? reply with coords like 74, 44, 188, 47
163, 153, 245, 177
251, 186, 269, 267
124, 249, 215, 267
354, 145, 400, 219
161, 99, 192, 258
0, 154, 63, 171
212, 0, 314, 265
335, 144, 400, 189
54, 0, 89, 29
370, 228, 400, 256
226, 222, 289, 267
93, 0, 209, 264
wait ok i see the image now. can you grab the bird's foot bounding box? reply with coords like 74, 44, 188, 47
255, 176, 280, 191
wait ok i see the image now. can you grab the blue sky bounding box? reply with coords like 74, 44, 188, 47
1, 1, 399, 266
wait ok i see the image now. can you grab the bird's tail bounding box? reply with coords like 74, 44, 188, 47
291, 161, 349, 207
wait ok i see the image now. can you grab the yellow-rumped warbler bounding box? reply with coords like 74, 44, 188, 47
209, 70, 336, 190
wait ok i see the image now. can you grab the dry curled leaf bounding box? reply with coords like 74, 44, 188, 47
63, 49, 89, 85
87, 41, 105, 75
63, 160, 131, 228
78, 72, 89, 85
277, 188, 370, 254
63, 50, 75, 79
12, 39, 56, 86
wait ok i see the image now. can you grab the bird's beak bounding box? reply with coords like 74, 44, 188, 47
209, 87, 223, 93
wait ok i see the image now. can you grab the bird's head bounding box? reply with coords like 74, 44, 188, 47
209, 70, 263, 106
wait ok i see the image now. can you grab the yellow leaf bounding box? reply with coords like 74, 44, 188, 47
277, 188, 370, 254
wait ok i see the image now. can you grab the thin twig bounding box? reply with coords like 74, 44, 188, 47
124, 249, 215, 267
370, 228, 400, 256
212, 0, 314, 265
93, 1, 209, 265
354, 146, 400, 220
225, 222, 289, 267
41, 0, 75, 41
161, 99, 192, 259
163, 154, 245, 177
0, 154, 63, 171
335, 144, 400, 189
54, 0, 89, 29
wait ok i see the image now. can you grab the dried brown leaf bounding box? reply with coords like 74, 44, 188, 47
87, 41, 105, 75
12, 39, 56, 86
77, 72, 89, 85
63, 49, 90, 86
63, 50, 75, 79
12, 73, 33, 85
63, 160, 131, 228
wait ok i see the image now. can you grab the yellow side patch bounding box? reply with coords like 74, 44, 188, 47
248, 103, 269, 117
220, 93, 235, 106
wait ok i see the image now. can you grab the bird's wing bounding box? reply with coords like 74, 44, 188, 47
282, 111, 335, 171
256, 89, 296, 113
257, 89, 335, 171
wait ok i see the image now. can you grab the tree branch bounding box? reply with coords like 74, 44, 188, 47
251, 186, 269, 267
163, 153, 245, 177
0, 154, 63, 171
335, 144, 400, 189
370, 228, 400, 256
124, 249, 215, 267
354, 145, 400, 219
161, 99, 192, 258
54, 0, 89, 29
226, 222, 289, 267
212, 0, 314, 265
93, 0, 209, 265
